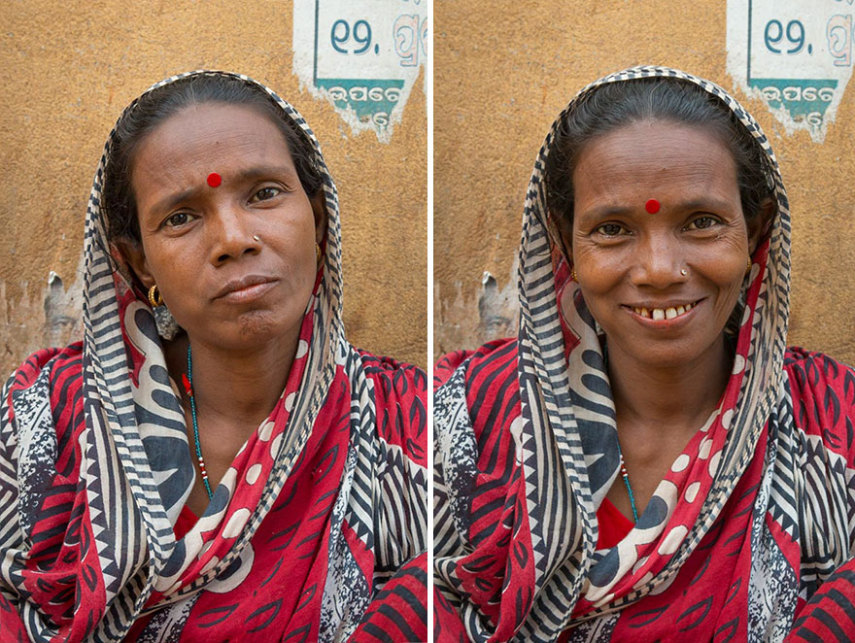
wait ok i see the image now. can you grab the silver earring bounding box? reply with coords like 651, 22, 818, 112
146, 284, 179, 339
153, 305, 180, 340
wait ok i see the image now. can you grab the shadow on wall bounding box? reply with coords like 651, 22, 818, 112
1, 256, 84, 378
436, 258, 519, 361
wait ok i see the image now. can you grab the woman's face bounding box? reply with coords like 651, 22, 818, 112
123, 102, 324, 352
567, 119, 759, 370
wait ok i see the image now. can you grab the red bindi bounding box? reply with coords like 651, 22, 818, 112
206, 172, 222, 188
645, 198, 660, 214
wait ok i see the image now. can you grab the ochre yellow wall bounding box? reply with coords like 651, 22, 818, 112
0, 0, 427, 376
435, 1, 855, 365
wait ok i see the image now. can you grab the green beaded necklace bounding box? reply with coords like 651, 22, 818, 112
181, 345, 214, 500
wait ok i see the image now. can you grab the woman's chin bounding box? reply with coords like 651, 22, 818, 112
184, 310, 299, 354
235, 311, 279, 341
609, 336, 729, 374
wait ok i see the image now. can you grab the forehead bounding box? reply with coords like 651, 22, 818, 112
132, 102, 294, 172
129, 102, 300, 219
571, 119, 738, 212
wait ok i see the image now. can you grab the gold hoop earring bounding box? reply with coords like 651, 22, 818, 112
148, 284, 163, 308
316, 244, 322, 266
746, 258, 752, 276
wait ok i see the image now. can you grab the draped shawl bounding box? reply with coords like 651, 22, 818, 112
0, 71, 427, 642
433, 66, 855, 642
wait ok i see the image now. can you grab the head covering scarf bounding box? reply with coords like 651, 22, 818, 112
434, 66, 855, 641
0, 70, 427, 642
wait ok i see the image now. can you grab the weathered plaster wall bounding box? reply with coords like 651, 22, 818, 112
0, 0, 427, 377
435, 0, 855, 366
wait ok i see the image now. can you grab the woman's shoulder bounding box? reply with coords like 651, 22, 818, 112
354, 349, 427, 466
783, 346, 855, 392
3, 343, 84, 401
435, 337, 521, 447
355, 349, 427, 397
783, 346, 855, 459
434, 337, 519, 389
784, 345, 854, 369
2, 343, 84, 459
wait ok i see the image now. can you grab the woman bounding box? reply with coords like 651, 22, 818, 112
434, 66, 855, 641
0, 71, 427, 641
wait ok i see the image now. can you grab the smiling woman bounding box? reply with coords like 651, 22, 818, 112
434, 67, 855, 642
0, 71, 427, 642
567, 121, 759, 377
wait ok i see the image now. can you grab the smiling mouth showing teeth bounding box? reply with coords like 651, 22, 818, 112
632, 302, 697, 320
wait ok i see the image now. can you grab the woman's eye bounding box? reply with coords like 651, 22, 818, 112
251, 186, 282, 202
163, 212, 193, 228
685, 215, 720, 231
594, 223, 627, 237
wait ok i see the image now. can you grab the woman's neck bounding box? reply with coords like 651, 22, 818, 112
606, 334, 731, 437
165, 332, 296, 429
162, 332, 299, 514
602, 334, 732, 518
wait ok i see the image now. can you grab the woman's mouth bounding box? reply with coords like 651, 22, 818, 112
214, 275, 278, 303
629, 301, 699, 321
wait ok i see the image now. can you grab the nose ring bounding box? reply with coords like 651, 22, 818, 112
680, 268, 688, 276
252, 235, 261, 243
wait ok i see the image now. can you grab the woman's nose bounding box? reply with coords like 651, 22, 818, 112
632, 234, 687, 287
208, 205, 261, 265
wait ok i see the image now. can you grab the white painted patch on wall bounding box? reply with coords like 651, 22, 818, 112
293, 0, 427, 142
727, 0, 854, 141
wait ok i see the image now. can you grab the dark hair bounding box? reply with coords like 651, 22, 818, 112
102, 73, 323, 243
545, 78, 774, 244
